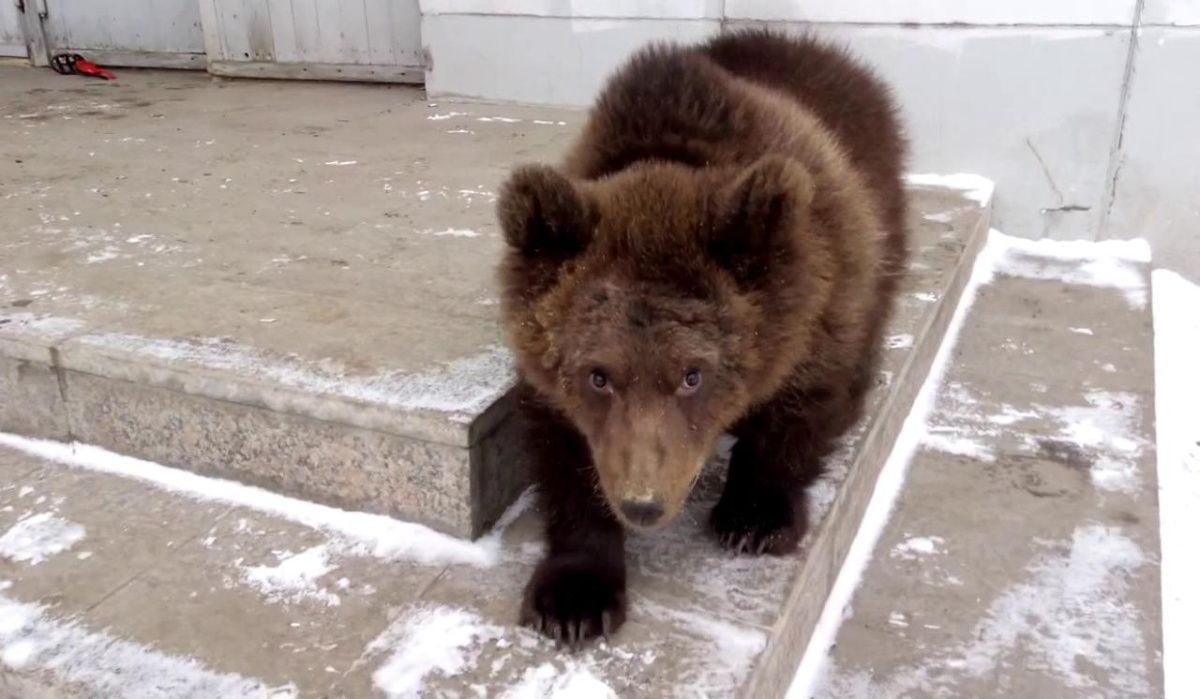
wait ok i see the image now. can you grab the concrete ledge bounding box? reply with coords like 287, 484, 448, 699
62, 370, 475, 535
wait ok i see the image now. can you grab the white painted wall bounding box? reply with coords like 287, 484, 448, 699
421, 0, 1146, 24
725, 0, 1137, 25
421, 0, 721, 19
766, 23, 1130, 241
423, 14, 717, 105
421, 1, 1200, 280
1144, 0, 1200, 25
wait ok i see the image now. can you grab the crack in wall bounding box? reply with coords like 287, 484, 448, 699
1098, 0, 1147, 238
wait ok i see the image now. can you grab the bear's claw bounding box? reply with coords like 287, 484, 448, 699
711, 491, 804, 555
520, 554, 626, 649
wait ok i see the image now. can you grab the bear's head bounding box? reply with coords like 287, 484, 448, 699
497, 156, 826, 528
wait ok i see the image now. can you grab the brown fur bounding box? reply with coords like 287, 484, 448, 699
497, 29, 907, 644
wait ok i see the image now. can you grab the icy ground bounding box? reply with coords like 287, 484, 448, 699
0, 231, 1195, 697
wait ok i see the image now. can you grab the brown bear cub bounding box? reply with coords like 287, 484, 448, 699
497, 29, 907, 644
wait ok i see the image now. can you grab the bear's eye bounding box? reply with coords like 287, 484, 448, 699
681, 368, 702, 393
590, 370, 610, 392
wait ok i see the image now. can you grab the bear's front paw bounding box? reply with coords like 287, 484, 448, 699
520, 553, 626, 647
711, 490, 804, 555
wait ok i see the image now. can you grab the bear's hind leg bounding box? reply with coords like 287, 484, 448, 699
712, 395, 836, 555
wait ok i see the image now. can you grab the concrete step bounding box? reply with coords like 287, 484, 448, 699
0, 164, 986, 692
814, 234, 1162, 697
0, 68, 996, 695
5, 227, 1162, 699
0, 67, 582, 538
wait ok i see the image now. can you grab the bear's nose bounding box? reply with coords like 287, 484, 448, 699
620, 498, 665, 526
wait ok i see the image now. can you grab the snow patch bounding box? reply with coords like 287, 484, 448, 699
0, 592, 291, 696
635, 598, 766, 690
0, 513, 86, 565
85, 247, 120, 264
429, 228, 480, 238
1041, 390, 1147, 494
367, 605, 503, 697
242, 545, 340, 607
921, 378, 1147, 494
0, 433, 537, 569
922, 431, 996, 461
891, 536, 945, 560
988, 230, 1151, 308
904, 173, 995, 205
821, 526, 1150, 696
503, 661, 616, 698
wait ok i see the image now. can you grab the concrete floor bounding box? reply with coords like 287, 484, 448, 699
0, 66, 1163, 697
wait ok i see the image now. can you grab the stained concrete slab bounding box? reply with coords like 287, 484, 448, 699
2, 66, 988, 545
817, 251, 1162, 697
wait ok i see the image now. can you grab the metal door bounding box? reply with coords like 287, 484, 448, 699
199, 0, 423, 84
23, 0, 205, 68
0, 0, 25, 57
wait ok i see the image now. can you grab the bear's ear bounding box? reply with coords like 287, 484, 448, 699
498, 165, 593, 259
710, 156, 813, 286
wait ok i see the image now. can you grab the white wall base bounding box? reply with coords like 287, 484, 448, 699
423, 14, 717, 106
